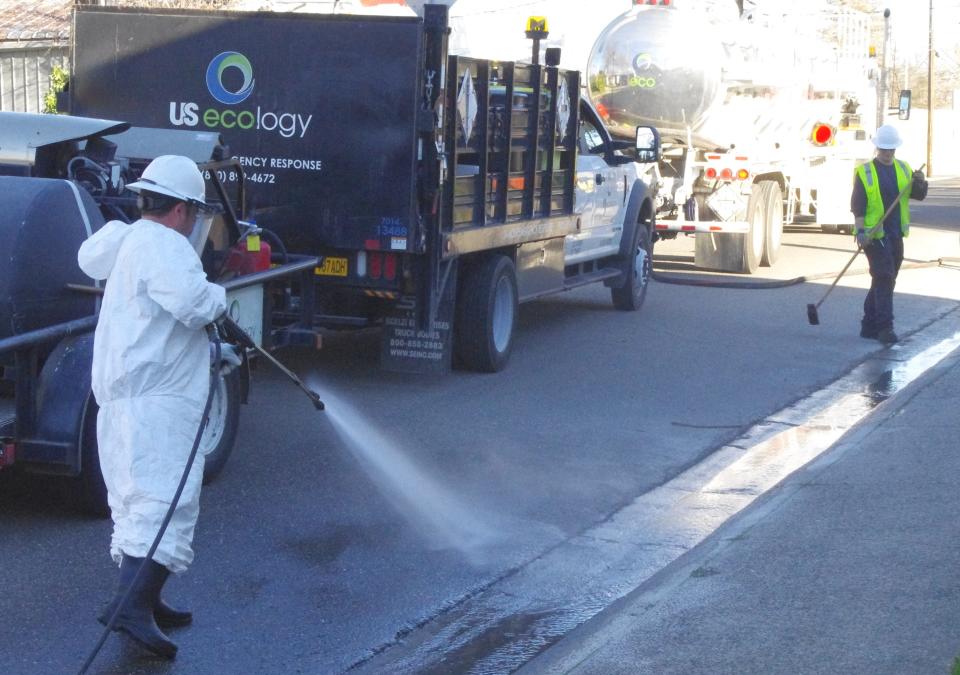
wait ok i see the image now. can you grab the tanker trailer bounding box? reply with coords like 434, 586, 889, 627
587, 0, 877, 273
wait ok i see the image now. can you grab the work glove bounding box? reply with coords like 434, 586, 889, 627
912, 170, 926, 183
855, 230, 871, 249
209, 341, 243, 375
219, 343, 243, 376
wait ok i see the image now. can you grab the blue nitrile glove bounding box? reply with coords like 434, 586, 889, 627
855, 230, 871, 249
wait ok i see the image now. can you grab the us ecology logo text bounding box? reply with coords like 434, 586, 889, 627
169, 51, 313, 139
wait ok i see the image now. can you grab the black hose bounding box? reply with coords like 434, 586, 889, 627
258, 226, 289, 264
78, 330, 221, 675
651, 257, 960, 289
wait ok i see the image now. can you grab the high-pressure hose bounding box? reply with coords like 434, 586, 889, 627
78, 327, 222, 675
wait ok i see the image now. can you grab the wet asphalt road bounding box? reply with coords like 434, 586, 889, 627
1, 180, 958, 674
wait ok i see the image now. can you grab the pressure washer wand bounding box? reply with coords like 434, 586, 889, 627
219, 316, 324, 410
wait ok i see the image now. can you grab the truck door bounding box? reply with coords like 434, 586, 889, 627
567, 114, 621, 264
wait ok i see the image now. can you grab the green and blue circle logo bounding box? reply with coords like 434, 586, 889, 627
206, 51, 255, 105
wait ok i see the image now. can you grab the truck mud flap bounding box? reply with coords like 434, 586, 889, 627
381, 264, 456, 374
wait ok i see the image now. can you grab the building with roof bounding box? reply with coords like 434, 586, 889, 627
0, 0, 71, 111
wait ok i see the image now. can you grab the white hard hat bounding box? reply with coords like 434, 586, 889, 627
872, 124, 902, 150
127, 155, 213, 210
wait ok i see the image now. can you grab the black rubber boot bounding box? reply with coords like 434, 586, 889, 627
876, 328, 899, 345
100, 554, 178, 659
98, 572, 192, 629
152, 564, 193, 628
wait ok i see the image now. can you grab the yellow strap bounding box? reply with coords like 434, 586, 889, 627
247, 234, 261, 252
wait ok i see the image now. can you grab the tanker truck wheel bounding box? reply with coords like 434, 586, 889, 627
760, 181, 784, 267
199, 367, 241, 484
714, 187, 764, 274
454, 254, 518, 373
740, 185, 765, 274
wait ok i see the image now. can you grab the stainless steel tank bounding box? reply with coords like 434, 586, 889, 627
587, 6, 725, 143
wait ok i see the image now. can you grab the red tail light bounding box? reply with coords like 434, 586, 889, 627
705, 167, 718, 179
720, 168, 733, 180
384, 253, 397, 281
812, 123, 835, 146
369, 252, 382, 279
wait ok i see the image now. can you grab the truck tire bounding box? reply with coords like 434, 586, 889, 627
739, 184, 766, 274
712, 187, 763, 274
200, 367, 241, 484
454, 255, 518, 373
611, 224, 652, 311
760, 181, 783, 267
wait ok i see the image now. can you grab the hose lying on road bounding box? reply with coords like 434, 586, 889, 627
652, 257, 960, 289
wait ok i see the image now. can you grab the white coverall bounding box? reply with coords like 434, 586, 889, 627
78, 218, 226, 573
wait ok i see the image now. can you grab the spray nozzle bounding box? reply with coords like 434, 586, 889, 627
218, 315, 325, 412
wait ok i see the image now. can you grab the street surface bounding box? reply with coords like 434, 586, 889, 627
1, 179, 958, 674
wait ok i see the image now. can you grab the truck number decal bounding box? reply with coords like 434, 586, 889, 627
378, 217, 408, 237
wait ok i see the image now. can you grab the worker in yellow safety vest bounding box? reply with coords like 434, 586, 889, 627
850, 124, 927, 345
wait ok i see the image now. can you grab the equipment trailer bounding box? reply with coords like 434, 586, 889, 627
0, 112, 318, 513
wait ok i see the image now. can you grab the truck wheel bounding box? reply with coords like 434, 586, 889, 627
78, 395, 109, 517
454, 255, 518, 372
200, 367, 241, 484
760, 181, 783, 267
740, 184, 765, 274
611, 224, 652, 311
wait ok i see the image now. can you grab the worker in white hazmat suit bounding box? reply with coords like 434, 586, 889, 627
78, 155, 239, 659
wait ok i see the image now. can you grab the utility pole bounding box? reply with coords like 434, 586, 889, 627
877, 8, 891, 129
927, 0, 934, 176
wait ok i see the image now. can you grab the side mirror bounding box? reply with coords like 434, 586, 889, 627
898, 89, 911, 121
635, 125, 661, 164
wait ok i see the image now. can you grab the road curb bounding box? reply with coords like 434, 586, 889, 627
521, 337, 960, 674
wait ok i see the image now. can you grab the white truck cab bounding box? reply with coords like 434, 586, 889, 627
567, 99, 659, 310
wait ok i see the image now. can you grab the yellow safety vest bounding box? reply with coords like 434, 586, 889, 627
854, 159, 911, 239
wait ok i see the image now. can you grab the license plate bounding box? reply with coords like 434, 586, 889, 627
315, 257, 348, 277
